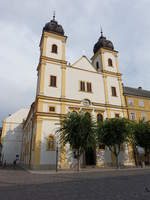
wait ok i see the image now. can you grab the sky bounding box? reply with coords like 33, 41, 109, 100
1, 0, 150, 125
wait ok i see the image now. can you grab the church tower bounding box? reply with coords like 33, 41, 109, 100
91, 30, 127, 118
36, 13, 67, 101
26, 14, 68, 170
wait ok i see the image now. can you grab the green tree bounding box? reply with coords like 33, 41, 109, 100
127, 120, 139, 166
134, 120, 150, 165
97, 118, 129, 168
58, 112, 96, 171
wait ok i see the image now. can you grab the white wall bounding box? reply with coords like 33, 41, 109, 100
2, 108, 29, 164
66, 67, 105, 103
44, 63, 62, 97
107, 76, 122, 106
46, 37, 62, 60
103, 52, 117, 72
93, 55, 102, 71
40, 119, 59, 165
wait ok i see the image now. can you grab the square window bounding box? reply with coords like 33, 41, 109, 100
139, 100, 144, 107
128, 99, 134, 106
49, 106, 55, 112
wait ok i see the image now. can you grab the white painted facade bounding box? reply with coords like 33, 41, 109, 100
1, 19, 134, 169
1, 109, 29, 164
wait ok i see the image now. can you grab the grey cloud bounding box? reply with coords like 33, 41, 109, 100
1, 0, 150, 125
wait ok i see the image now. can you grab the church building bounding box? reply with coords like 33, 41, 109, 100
1, 15, 150, 169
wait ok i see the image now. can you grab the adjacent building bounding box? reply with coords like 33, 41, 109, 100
123, 86, 150, 122
1, 109, 29, 164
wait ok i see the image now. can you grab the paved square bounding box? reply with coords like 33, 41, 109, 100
0, 168, 150, 200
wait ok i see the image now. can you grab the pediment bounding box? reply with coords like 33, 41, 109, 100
72, 56, 96, 72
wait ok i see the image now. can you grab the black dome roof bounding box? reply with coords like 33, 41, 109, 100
43, 15, 64, 36
93, 31, 114, 54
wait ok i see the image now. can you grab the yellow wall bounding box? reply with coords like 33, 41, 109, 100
125, 95, 150, 121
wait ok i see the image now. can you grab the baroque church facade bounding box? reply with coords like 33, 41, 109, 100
1, 16, 150, 169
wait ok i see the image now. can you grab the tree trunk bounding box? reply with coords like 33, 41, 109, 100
77, 149, 80, 172
133, 145, 138, 166
115, 154, 119, 169
114, 145, 120, 169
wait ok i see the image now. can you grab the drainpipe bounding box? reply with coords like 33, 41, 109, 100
29, 117, 34, 169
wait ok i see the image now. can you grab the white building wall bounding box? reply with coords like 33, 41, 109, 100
107, 76, 122, 106
66, 67, 105, 103
40, 119, 59, 165
103, 52, 117, 72
93, 55, 102, 71
46, 37, 62, 60
2, 108, 29, 164
42, 102, 61, 114
44, 63, 62, 97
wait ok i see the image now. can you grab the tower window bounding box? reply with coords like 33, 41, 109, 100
50, 75, 57, 87
87, 82, 92, 92
80, 81, 85, 91
51, 44, 58, 54
108, 58, 113, 67
111, 86, 117, 97
96, 61, 100, 70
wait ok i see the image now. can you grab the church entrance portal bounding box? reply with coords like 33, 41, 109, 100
85, 148, 96, 166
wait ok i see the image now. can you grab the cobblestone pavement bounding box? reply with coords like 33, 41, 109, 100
0, 168, 150, 200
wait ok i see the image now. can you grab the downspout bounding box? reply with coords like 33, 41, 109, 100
29, 117, 34, 169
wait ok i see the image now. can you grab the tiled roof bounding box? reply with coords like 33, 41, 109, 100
123, 86, 150, 98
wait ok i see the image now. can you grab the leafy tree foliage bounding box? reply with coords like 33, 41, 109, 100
58, 112, 96, 171
134, 120, 150, 164
97, 118, 129, 168
127, 120, 139, 166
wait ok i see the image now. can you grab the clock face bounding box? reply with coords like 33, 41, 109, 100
83, 99, 90, 107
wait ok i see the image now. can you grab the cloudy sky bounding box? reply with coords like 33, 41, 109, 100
1, 0, 150, 125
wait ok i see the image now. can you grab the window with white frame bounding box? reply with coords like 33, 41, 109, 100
141, 112, 147, 121
128, 99, 134, 106
139, 100, 144, 107
130, 112, 136, 120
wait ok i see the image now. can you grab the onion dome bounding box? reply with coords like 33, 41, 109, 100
93, 30, 114, 54
43, 13, 64, 36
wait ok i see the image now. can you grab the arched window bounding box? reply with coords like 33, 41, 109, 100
96, 61, 99, 70
97, 113, 103, 123
46, 135, 56, 151
85, 112, 91, 118
72, 110, 78, 115
51, 44, 58, 54
108, 58, 113, 67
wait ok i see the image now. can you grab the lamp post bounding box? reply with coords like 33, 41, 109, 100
0, 143, 3, 165
56, 141, 58, 172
